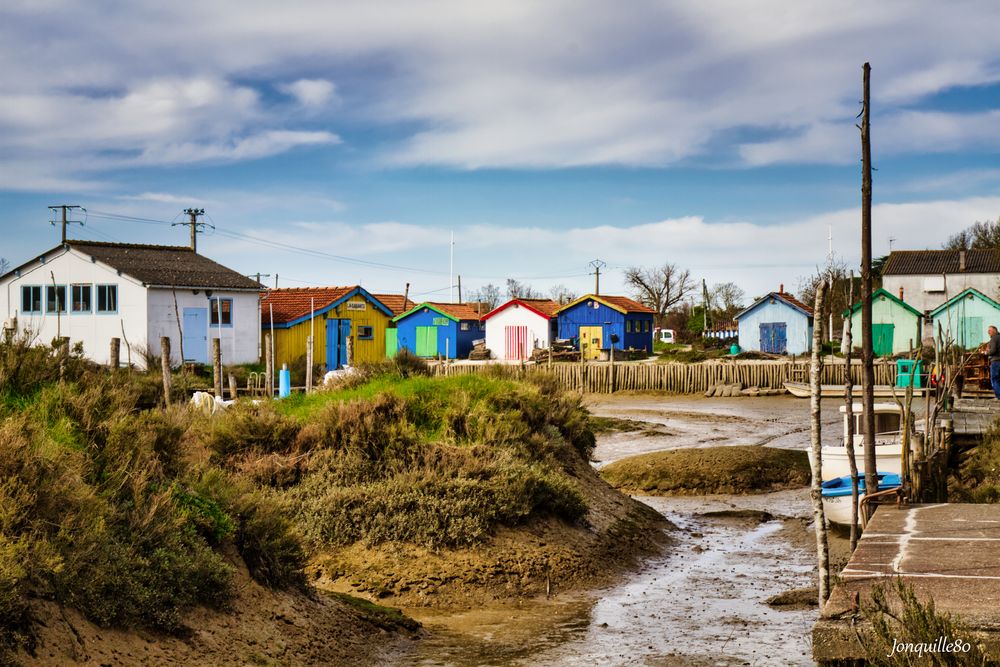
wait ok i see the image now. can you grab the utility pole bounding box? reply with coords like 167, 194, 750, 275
172, 208, 210, 253
48, 205, 83, 243
859, 62, 877, 495
249, 273, 272, 287
702, 279, 710, 334
589, 259, 606, 295
457, 275, 462, 303
828, 225, 835, 344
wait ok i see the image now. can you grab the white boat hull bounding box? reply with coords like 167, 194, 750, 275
784, 382, 926, 398
821, 445, 902, 481
823, 494, 861, 525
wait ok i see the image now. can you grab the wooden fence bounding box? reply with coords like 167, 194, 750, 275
431, 360, 897, 395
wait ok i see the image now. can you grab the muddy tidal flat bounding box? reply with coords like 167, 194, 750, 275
402, 394, 843, 666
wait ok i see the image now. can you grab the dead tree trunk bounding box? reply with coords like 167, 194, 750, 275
160, 336, 172, 407
809, 281, 831, 606
860, 62, 877, 495
110, 337, 121, 370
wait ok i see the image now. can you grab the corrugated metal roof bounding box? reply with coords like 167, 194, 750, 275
260, 286, 356, 324
556, 294, 656, 315
67, 241, 261, 290
423, 302, 484, 320
735, 291, 813, 320
882, 249, 1000, 275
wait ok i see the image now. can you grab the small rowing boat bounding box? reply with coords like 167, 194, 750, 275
821, 472, 901, 525
783, 381, 927, 398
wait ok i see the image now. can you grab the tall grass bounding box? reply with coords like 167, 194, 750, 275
0, 337, 306, 656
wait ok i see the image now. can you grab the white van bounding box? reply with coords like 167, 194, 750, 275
657, 329, 675, 344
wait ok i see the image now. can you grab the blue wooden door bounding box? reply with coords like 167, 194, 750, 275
759, 322, 787, 354
182, 308, 208, 363
340, 319, 352, 364
326, 319, 352, 369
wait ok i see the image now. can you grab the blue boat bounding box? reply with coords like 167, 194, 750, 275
821, 472, 901, 525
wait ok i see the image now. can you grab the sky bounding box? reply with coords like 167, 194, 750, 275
1, 0, 1000, 303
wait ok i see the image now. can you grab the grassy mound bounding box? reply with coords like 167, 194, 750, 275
0, 336, 306, 658
204, 369, 595, 550
600, 445, 810, 495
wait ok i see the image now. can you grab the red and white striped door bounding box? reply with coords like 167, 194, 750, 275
505, 325, 528, 360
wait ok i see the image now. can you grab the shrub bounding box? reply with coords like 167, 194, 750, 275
860, 577, 987, 666
203, 401, 301, 460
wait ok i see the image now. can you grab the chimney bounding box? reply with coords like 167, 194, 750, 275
899, 286, 904, 301
779, 283, 784, 294
960, 249, 967, 272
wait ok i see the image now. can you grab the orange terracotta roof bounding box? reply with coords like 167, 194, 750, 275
597, 295, 656, 314
776, 292, 814, 315
260, 286, 356, 324
423, 302, 485, 320
515, 298, 562, 316
371, 293, 416, 316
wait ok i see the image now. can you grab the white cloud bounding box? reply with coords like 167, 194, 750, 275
279, 79, 337, 108
195, 195, 1000, 300
1, 0, 998, 184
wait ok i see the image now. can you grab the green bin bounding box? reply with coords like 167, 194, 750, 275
896, 359, 923, 388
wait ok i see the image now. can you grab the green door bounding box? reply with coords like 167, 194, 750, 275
961, 316, 984, 348
415, 326, 438, 357
386, 328, 398, 358
872, 323, 894, 357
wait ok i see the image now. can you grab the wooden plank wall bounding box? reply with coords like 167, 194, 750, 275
431, 360, 896, 394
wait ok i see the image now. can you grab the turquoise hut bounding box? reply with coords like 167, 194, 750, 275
929, 288, 1000, 349
844, 288, 922, 356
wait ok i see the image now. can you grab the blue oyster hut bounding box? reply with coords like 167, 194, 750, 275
735, 286, 814, 355
555, 294, 655, 360
392, 302, 485, 359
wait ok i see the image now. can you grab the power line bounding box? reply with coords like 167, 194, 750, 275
76, 207, 602, 282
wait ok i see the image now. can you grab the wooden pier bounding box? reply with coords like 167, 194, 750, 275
813, 504, 1000, 664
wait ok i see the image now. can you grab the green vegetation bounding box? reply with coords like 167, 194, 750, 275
951, 419, 1000, 503
0, 336, 597, 656
600, 446, 810, 495
0, 334, 305, 656
860, 577, 986, 666
214, 364, 594, 549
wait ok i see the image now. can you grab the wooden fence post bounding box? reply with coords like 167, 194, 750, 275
110, 337, 121, 370
264, 333, 274, 398
160, 336, 172, 406
212, 338, 222, 398
228, 373, 238, 401
305, 336, 313, 394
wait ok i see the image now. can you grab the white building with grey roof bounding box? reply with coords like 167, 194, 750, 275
0, 240, 263, 367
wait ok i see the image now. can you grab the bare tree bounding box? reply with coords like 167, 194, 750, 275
624, 263, 694, 318
548, 284, 577, 304
470, 283, 502, 311
808, 280, 831, 606
709, 282, 745, 321
944, 216, 1000, 250
505, 278, 541, 300
0, 258, 9, 275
